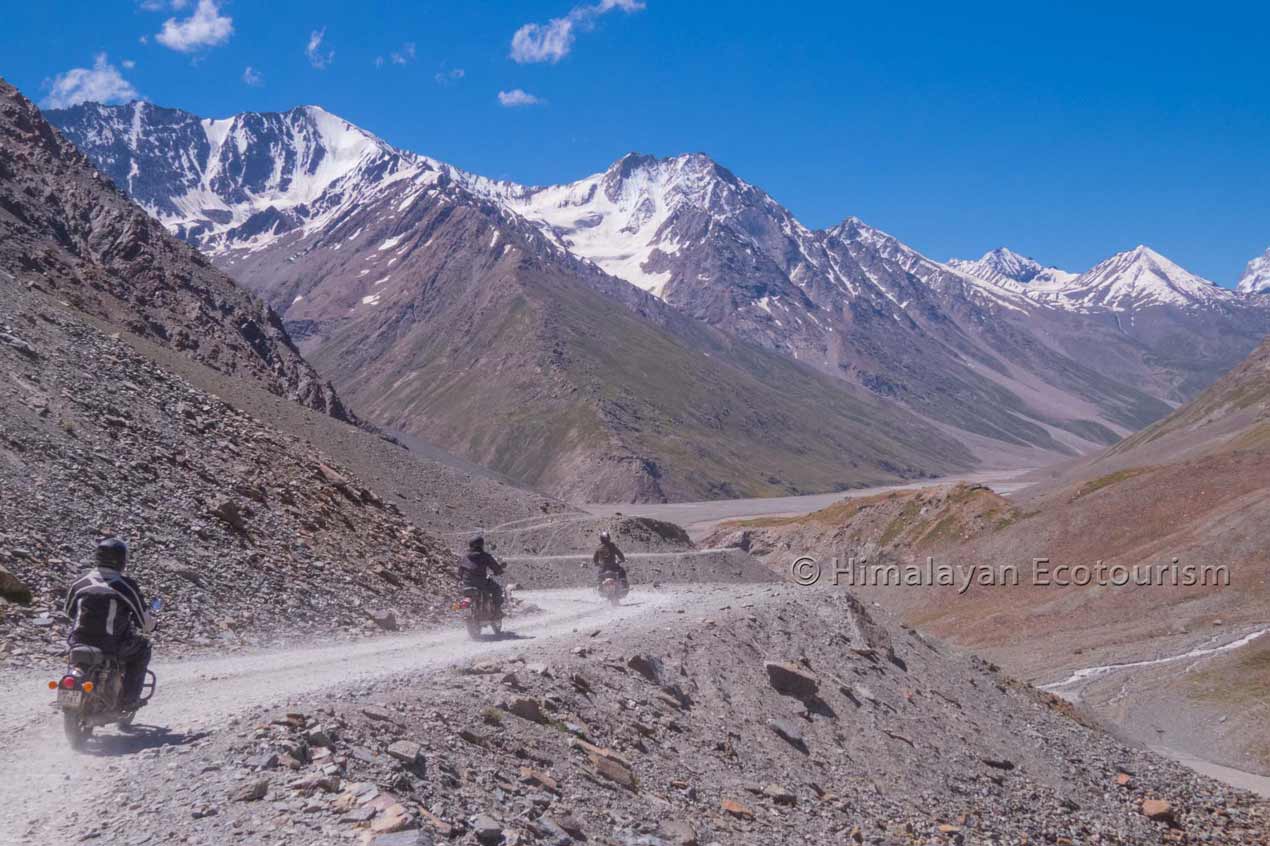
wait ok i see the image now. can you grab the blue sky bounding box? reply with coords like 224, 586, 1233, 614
3, 1, 1268, 284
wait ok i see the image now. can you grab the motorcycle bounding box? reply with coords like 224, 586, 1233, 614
455, 586, 502, 640
599, 572, 629, 607
50, 596, 163, 750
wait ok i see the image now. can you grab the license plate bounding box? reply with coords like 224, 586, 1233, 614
58, 690, 83, 708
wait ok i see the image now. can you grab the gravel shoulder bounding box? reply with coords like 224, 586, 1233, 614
6, 584, 1268, 846
0, 586, 697, 843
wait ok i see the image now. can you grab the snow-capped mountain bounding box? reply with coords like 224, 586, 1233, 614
44, 100, 443, 254
947, 247, 1077, 290
45, 102, 1270, 474
1238, 248, 1270, 295
1036, 246, 1236, 312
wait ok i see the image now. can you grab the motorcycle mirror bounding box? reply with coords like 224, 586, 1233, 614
150, 597, 164, 612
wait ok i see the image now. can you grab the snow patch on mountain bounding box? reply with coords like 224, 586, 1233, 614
1036, 246, 1233, 312
466, 153, 778, 298
46, 101, 438, 255
947, 247, 1077, 291
1237, 248, 1270, 295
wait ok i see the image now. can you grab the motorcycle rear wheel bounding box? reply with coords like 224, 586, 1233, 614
465, 617, 481, 640
62, 711, 89, 751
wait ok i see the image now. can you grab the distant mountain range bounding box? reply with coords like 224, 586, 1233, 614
45, 100, 1270, 500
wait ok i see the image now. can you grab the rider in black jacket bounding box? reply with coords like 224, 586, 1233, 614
63, 538, 153, 709
593, 530, 628, 586
458, 536, 505, 608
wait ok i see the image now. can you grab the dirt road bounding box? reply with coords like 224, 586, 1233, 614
583, 469, 1036, 539
0, 587, 701, 844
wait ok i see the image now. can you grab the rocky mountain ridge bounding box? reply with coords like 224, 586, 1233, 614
2, 83, 352, 421
44, 101, 1270, 494
946, 247, 1077, 289
46, 99, 981, 503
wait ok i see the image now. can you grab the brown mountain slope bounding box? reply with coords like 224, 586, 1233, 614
222, 165, 976, 503
710, 337, 1270, 772
0, 78, 348, 420
0, 257, 455, 667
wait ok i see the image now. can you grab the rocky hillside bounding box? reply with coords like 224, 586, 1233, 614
25, 586, 1269, 844
710, 340, 1270, 774
0, 78, 570, 667
1, 80, 350, 420
0, 278, 458, 668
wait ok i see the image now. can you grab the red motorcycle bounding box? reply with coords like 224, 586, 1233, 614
455, 587, 502, 640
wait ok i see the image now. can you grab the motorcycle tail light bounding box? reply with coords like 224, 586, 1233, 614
60, 676, 77, 689
459, 598, 472, 609
81, 682, 94, 693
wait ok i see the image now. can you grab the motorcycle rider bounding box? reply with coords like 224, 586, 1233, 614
593, 530, 628, 587
458, 536, 505, 609
63, 538, 154, 710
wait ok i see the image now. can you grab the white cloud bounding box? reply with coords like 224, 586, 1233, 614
121, 59, 137, 69
497, 88, 545, 107
435, 67, 465, 85
390, 42, 416, 66
41, 54, 140, 109
510, 0, 645, 64
155, 0, 233, 53
242, 66, 263, 87
306, 28, 334, 69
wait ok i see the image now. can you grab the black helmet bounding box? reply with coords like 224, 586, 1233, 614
599, 530, 611, 543
96, 537, 129, 571
468, 535, 485, 552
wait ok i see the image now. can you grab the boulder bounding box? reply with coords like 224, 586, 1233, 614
659, 821, 697, 846
210, 499, 249, 532
368, 832, 432, 846
763, 784, 796, 805
590, 755, 637, 790
472, 814, 504, 845
0, 565, 32, 605
519, 767, 559, 792
368, 609, 399, 631
1141, 799, 1176, 825
505, 697, 549, 724
387, 740, 423, 766
768, 717, 807, 751
627, 654, 664, 684
231, 779, 269, 802
371, 804, 414, 834
764, 661, 819, 699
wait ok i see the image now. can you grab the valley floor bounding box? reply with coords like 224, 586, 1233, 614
581, 469, 1038, 541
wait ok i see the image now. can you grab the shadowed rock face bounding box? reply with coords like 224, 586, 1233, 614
0, 79, 351, 422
